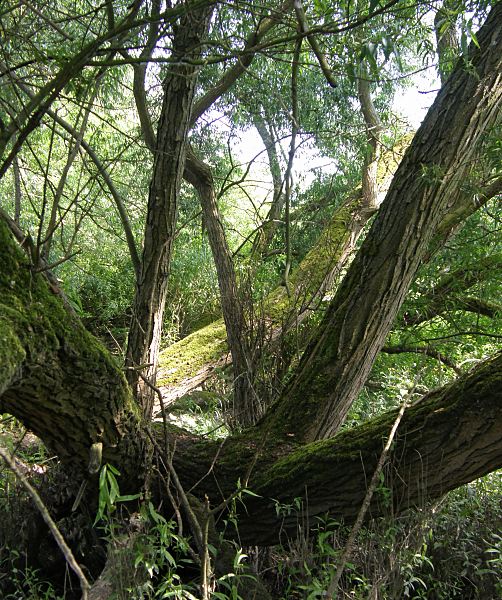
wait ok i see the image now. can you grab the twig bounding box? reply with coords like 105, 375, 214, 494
0, 443, 90, 599
326, 399, 408, 598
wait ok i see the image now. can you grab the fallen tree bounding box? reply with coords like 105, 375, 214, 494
156, 141, 407, 401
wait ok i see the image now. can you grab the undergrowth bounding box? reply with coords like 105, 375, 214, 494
1, 417, 500, 599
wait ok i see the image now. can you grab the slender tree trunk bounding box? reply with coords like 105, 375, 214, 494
251, 112, 285, 256
264, 2, 502, 442
357, 69, 383, 213
126, 6, 212, 418
185, 147, 256, 425
12, 156, 21, 224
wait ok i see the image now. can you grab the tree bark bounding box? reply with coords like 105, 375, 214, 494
0, 216, 145, 486
126, 5, 212, 417
184, 147, 255, 425
167, 352, 502, 546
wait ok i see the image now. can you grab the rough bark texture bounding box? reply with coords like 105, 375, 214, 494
1, 174, 501, 551
0, 217, 145, 485
168, 351, 502, 546
264, 4, 502, 442
126, 6, 212, 417
185, 148, 256, 425
357, 69, 383, 212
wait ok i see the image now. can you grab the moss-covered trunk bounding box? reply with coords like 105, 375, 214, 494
168, 351, 502, 546
1, 207, 501, 550
0, 216, 145, 485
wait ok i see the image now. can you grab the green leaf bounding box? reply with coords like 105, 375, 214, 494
368, 0, 380, 14
116, 493, 140, 502
346, 63, 357, 84
107, 469, 120, 504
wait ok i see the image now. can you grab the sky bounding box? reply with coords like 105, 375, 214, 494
224, 65, 441, 228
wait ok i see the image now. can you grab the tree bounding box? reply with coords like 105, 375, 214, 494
0, 0, 501, 596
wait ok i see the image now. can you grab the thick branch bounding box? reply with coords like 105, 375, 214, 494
126, 5, 213, 415
0, 217, 144, 482
170, 352, 502, 546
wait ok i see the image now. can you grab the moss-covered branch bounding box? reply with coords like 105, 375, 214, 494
169, 352, 502, 546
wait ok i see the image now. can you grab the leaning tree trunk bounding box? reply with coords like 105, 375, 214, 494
125, 5, 212, 417
263, 2, 502, 442
185, 147, 257, 425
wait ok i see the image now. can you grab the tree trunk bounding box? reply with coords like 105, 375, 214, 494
170, 351, 502, 546
2, 208, 501, 546
184, 147, 255, 425
125, 6, 212, 417
264, 3, 502, 442
250, 112, 285, 256
0, 216, 145, 487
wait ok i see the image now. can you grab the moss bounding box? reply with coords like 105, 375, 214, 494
0, 218, 142, 474
263, 351, 502, 492
375, 133, 413, 186
157, 199, 360, 385
0, 315, 26, 393
157, 318, 228, 386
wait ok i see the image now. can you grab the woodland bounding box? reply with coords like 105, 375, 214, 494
0, 0, 501, 598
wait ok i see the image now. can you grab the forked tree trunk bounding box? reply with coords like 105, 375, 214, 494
184, 148, 256, 425
1, 212, 500, 544
0, 2, 501, 556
